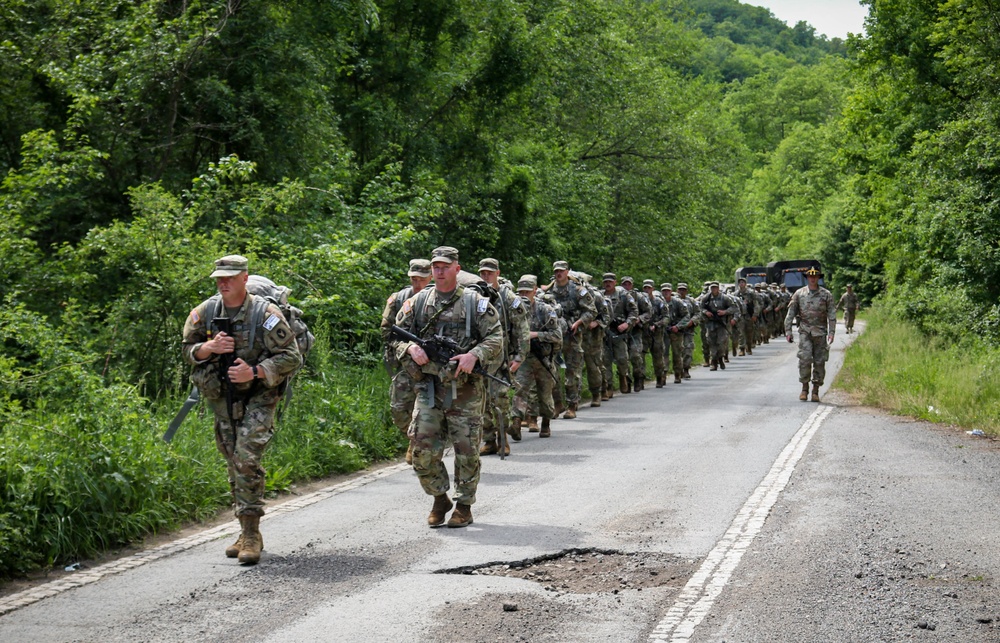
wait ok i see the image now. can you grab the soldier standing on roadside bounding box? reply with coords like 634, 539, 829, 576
182, 255, 302, 565
548, 261, 597, 418
477, 258, 529, 457
837, 284, 860, 333
785, 267, 837, 403
511, 276, 563, 439
380, 259, 432, 464
394, 247, 503, 528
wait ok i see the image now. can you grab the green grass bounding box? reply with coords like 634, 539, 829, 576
836, 307, 1000, 434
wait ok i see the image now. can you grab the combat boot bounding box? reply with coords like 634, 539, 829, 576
739, 348, 745, 356
539, 417, 551, 438
723, 354, 729, 363
747, 346, 752, 355
605, 385, 614, 400
674, 374, 682, 384
811, 383, 820, 403
554, 401, 565, 417
590, 389, 602, 407
564, 403, 577, 419
428, 494, 453, 527
731, 346, 737, 357
479, 437, 499, 455
528, 416, 540, 433
405, 441, 414, 465
710, 360, 718, 371
237, 515, 263, 565
799, 383, 809, 401
447, 503, 473, 528
508, 417, 522, 442
683, 368, 691, 379
703, 358, 711, 367
719, 358, 726, 370
226, 515, 248, 558
619, 372, 629, 394
602, 386, 611, 401
655, 374, 665, 388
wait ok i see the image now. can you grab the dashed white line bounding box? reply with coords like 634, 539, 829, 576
0, 462, 411, 617
649, 404, 835, 641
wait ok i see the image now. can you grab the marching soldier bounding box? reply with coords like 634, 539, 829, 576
659, 284, 691, 384
837, 284, 859, 333
548, 261, 597, 418
603, 273, 639, 394
700, 282, 736, 371
511, 276, 563, 439
785, 267, 837, 403
621, 276, 650, 392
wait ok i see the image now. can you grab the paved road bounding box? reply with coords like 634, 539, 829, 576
2, 323, 998, 641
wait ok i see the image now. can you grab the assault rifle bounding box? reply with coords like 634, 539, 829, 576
390, 325, 511, 387
701, 300, 728, 327
212, 317, 238, 430
529, 338, 559, 383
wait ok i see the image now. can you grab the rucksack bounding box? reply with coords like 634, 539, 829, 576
246, 275, 315, 369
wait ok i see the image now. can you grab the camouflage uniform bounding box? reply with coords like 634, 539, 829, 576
769, 284, 784, 338
480, 270, 529, 451
726, 287, 743, 358
549, 263, 597, 410
513, 284, 562, 425
603, 275, 639, 394
622, 278, 650, 391
183, 263, 302, 519
676, 285, 699, 377
644, 281, 669, 386
699, 282, 712, 365
381, 285, 418, 433
394, 272, 503, 506
734, 282, 757, 354
785, 283, 836, 388
658, 285, 691, 383
700, 285, 737, 369
754, 283, 770, 346
837, 288, 859, 332
582, 278, 610, 404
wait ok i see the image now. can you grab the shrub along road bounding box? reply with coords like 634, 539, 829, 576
1, 322, 998, 641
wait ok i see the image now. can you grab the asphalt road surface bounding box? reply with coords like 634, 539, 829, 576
3, 322, 999, 642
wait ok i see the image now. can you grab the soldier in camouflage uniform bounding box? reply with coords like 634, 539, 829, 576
699, 281, 712, 366
602, 273, 639, 394
725, 286, 743, 360
658, 284, 692, 384
621, 277, 650, 392
511, 275, 562, 439
477, 258, 529, 457
769, 283, 783, 339
579, 273, 609, 407
734, 278, 757, 356
837, 284, 859, 333
394, 247, 503, 528
700, 282, 736, 371
785, 267, 837, 403
380, 259, 433, 464
182, 255, 302, 565
549, 261, 597, 418
644, 280, 669, 387
753, 283, 769, 346
676, 283, 699, 379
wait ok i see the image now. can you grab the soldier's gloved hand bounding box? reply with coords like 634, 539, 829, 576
228, 358, 255, 383
407, 344, 430, 366
207, 331, 235, 354
450, 352, 479, 375
787, 335, 794, 343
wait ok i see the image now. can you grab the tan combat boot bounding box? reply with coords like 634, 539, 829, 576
811, 384, 820, 403
447, 503, 473, 528
674, 373, 682, 384
237, 515, 263, 565
739, 348, 745, 356
554, 401, 565, 417
590, 389, 602, 407
528, 416, 540, 432
539, 417, 551, 438
683, 368, 691, 379
479, 437, 499, 456
655, 375, 665, 388
428, 494, 453, 527
799, 383, 809, 401
508, 417, 522, 441
563, 403, 577, 419
747, 346, 752, 355
226, 515, 248, 558
601, 385, 611, 401
619, 372, 629, 394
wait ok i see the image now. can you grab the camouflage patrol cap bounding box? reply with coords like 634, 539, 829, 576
602, 272, 616, 282
516, 275, 538, 292
703, 281, 711, 287
642, 279, 655, 288
210, 255, 248, 278
408, 258, 431, 277
738, 277, 747, 284
660, 283, 673, 291
770, 282, 778, 288
478, 258, 499, 272
709, 281, 720, 288
553, 260, 569, 271
430, 246, 459, 264
753, 282, 763, 289
677, 282, 689, 291
847, 283, 854, 288
621, 276, 634, 284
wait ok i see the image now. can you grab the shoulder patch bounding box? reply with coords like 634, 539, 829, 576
189, 309, 200, 324
477, 297, 489, 313
549, 310, 557, 318
263, 314, 280, 331
387, 295, 394, 305
511, 297, 522, 309
402, 298, 413, 314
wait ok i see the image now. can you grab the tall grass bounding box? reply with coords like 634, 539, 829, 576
836, 307, 1000, 433
0, 330, 403, 579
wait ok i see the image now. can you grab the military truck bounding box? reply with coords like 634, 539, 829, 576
766, 260, 824, 293
734, 266, 768, 286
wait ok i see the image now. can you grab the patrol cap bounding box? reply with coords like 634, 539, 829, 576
754, 282, 763, 289
408, 258, 431, 277
478, 258, 499, 272
642, 279, 655, 288
738, 277, 747, 284
847, 283, 854, 288
805, 267, 823, 278
602, 272, 617, 282
770, 282, 778, 287
621, 276, 634, 284
210, 255, 248, 278
677, 282, 689, 290
660, 283, 673, 291
709, 281, 720, 288
516, 275, 538, 292
703, 281, 711, 287
553, 260, 569, 271
430, 246, 459, 264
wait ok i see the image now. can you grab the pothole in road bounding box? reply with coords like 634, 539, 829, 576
436, 547, 698, 594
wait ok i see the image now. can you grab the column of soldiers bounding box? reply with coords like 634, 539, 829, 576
380, 252, 835, 529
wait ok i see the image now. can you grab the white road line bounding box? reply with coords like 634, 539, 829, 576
649, 404, 835, 642
0, 462, 411, 617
